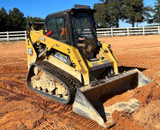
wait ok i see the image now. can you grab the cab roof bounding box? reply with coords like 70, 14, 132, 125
45, 5, 95, 23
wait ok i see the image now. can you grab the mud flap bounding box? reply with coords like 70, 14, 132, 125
73, 69, 151, 128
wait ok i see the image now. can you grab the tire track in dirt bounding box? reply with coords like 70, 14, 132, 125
0, 71, 102, 129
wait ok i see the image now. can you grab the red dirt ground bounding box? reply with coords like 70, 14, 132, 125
0, 35, 160, 129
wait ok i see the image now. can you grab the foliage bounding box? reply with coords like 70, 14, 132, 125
25, 16, 44, 22
121, 0, 152, 27
0, 7, 8, 31
94, 3, 110, 27
106, 0, 123, 27
0, 7, 44, 31
94, 0, 152, 27
8, 8, 25, 31
94, 0, 123, 27
150, 0, 160, 24
0, 2, 158, 31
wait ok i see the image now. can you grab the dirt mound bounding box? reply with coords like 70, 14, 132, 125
134, 82, 160, 104
133, 100, 160, 129
103, 90, 134, 107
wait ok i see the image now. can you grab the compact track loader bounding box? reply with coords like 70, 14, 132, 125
26, 5, 151, 127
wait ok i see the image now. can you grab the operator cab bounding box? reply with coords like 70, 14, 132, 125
44, 5, 99, 59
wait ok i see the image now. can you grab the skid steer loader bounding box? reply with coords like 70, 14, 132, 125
26, 5, 151, 127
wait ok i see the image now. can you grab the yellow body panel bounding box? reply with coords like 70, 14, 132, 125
101, 43, 118, 74
47, 55, 82, 82
26, 29, 118, 85
26, 39, 37, 69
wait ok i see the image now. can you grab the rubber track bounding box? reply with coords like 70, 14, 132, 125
27, 61, 82, 104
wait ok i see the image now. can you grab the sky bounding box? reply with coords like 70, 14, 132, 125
0, 0, 157, 27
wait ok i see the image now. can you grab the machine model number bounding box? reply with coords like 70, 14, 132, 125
27, 48, 33, 56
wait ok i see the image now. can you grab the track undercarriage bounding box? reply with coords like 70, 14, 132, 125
31, 69, 69, 100
27, 61, 82, 104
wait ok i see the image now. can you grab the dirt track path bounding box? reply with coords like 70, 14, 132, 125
0, 35, 160, 129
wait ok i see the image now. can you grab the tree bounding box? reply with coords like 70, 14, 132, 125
94, 0, 123, 28
8, 8, 25, 31
121, 0, 151, 27
0, 7, 8, 31
25, 16, 44, 22
151, 0, 160, 24
104, 0, 123, 27
94, 3, 110, 27
0, 7, 44, 31
142, 6, 153, 25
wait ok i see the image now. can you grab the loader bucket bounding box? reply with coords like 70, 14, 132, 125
73, 69, 151, 128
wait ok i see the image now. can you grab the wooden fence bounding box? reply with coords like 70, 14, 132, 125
0, 31, 27, 41
0, 26, 160, 41
97, 26, 160, 37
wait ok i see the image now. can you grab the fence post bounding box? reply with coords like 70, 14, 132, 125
143, 26, 145, 35
127, 28, 129, 36
111, 28, 113, 37
25, 31, 27, 39
7, 31, 9, 41
158, 26, 160, 34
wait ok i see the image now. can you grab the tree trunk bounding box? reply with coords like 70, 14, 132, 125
132, 21, 135, 27
116, 22, 119, 28
116, 17, 119, 27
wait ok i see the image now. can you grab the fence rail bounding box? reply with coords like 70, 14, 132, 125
97, 26, 160, 37
0, 31, 27, 41
0, 26, 160, 41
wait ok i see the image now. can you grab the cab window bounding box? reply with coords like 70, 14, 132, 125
46, 17, 69, 43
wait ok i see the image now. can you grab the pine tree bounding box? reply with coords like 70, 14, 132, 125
152, 0, 160, 24
8, 8, 25, 31
0, 7, 45, 31
25, 16, 44, 22
0, 7, 8, 31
